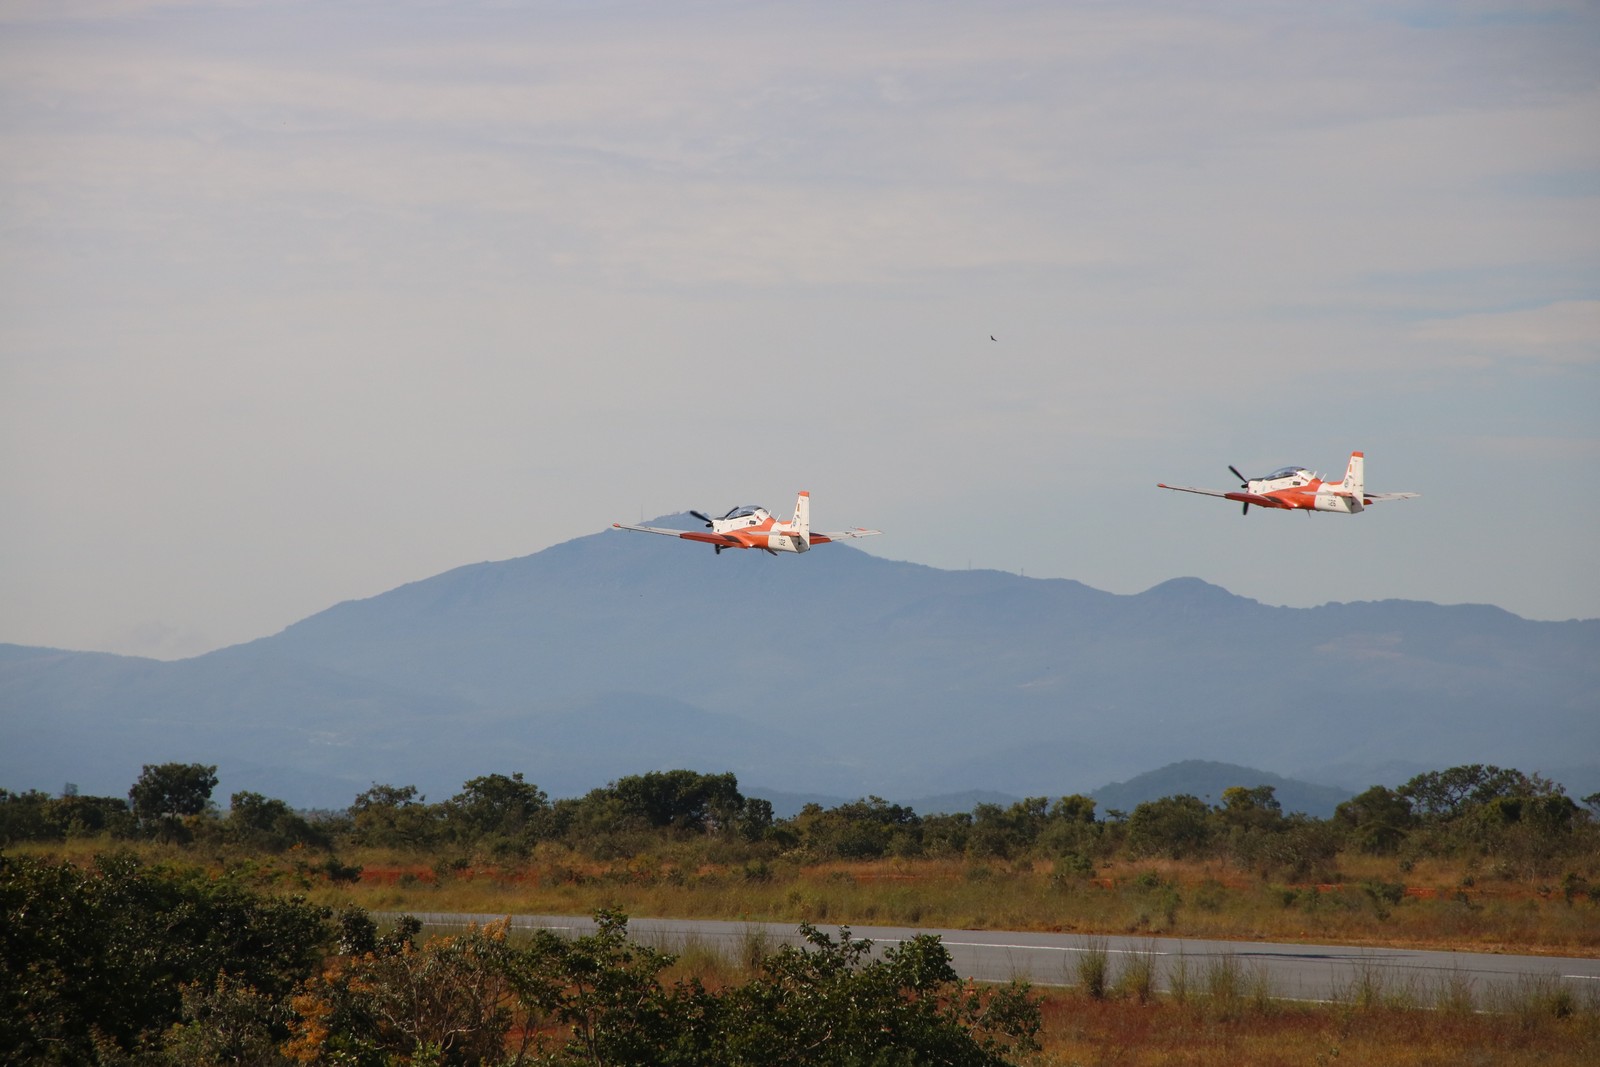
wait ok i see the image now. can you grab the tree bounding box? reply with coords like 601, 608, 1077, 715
796, 797, 921, 859
1217, 785, 1284, 829
506, 908, 700, 1066
129, 763, 218, 838
163, 973, 291, 1067
1334, 785, 1414, 854
444, 773, 549, 852
1, 852, 330, 1063
1050, 794, 1097, 825
52, 793, 139, 839
1208, 785, 1291, 873
919, 811, 974, 857
226, 790, 326, 852
0, 789, 53, 845
1125, 794, 1212, 860
733, 796, 776, 842
1398, 765, 1556, 820
285, 920, 528, 1066
1037, 795, 1101, 866
1253, 814, 1342, 881
722, 923, 1040, 1066
1473, 792, 1585, 877
610, 770, 746, 834
282, 910, 1042, 1065
349, 783, 440, 850
1, 789, 139, 845
968, 798, 1051, 859
495, 911, 1041, 1066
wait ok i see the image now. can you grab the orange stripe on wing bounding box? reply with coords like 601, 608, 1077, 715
678, 531, 747, 547
1224, 491, 1284, 508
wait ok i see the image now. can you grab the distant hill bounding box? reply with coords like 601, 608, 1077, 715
2, 519, 1596, 809
1091, 761, 1354, 819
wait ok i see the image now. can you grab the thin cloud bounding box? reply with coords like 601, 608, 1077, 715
1414, 300, 1600, 364
3, 1, 1598, 657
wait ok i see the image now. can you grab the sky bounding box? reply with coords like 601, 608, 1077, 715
2, 0, 1597, 661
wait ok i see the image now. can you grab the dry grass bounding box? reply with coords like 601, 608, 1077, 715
509, 909, 1600, 1066
14, 839, 1596, 1065
14, 839, 1597, 955
283, 851, 1600, 957
1023, 989, 1600, 1067
1013, 928, 1600, 1066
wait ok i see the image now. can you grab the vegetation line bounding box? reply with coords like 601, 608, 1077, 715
5, 759, 1599, 1062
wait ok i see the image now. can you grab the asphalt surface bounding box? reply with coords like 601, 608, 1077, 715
383, 911, 1600, 1004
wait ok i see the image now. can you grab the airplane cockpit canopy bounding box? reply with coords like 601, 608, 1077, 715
720, 505, 766, 519
1263, 466, 1308, 481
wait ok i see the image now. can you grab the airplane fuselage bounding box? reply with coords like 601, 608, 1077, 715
702, 506, 809, 553
1228, 469, 1367, 513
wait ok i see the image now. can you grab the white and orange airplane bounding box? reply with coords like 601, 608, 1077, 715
613, 492, 881, 554
1159, 452, 1418, 515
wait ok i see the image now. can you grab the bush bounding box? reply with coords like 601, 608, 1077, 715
0, 852, 331, 1063
1126, 795, 1211, 860
1074, 937, 1110, 999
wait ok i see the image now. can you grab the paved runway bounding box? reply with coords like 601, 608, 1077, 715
386, 911, 1600, 1004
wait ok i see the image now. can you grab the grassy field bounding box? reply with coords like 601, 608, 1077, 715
1022, 988, 1599, 1066
650, 918, 1599, 1066
13, 840, 1598, 1064
622, 916, 1600, 1066
20, 837, 1595, 953
294, 850, 1600, 956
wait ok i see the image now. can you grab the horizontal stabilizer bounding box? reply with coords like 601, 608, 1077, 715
815, 528, 883, 540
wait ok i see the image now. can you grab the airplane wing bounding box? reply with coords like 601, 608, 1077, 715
811, 528, 882, 544
1156, 483, 1233, 499
1363, 492, 1421, 502
611, 523, 746, 547
1157, 485, 1283, 508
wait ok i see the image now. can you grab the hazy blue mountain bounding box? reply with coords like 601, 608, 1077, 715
3, 519, 1596, 810
1090, 760, 1355, 819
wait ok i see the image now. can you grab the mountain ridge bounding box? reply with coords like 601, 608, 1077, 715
3, 521, 1596, 809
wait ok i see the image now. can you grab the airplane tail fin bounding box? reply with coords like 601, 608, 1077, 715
1341, 451, 1365, 498
790, 491, 811, 540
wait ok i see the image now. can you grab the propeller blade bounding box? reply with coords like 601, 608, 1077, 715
689, 509, 713, 527
1228, 465, 1247, 486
